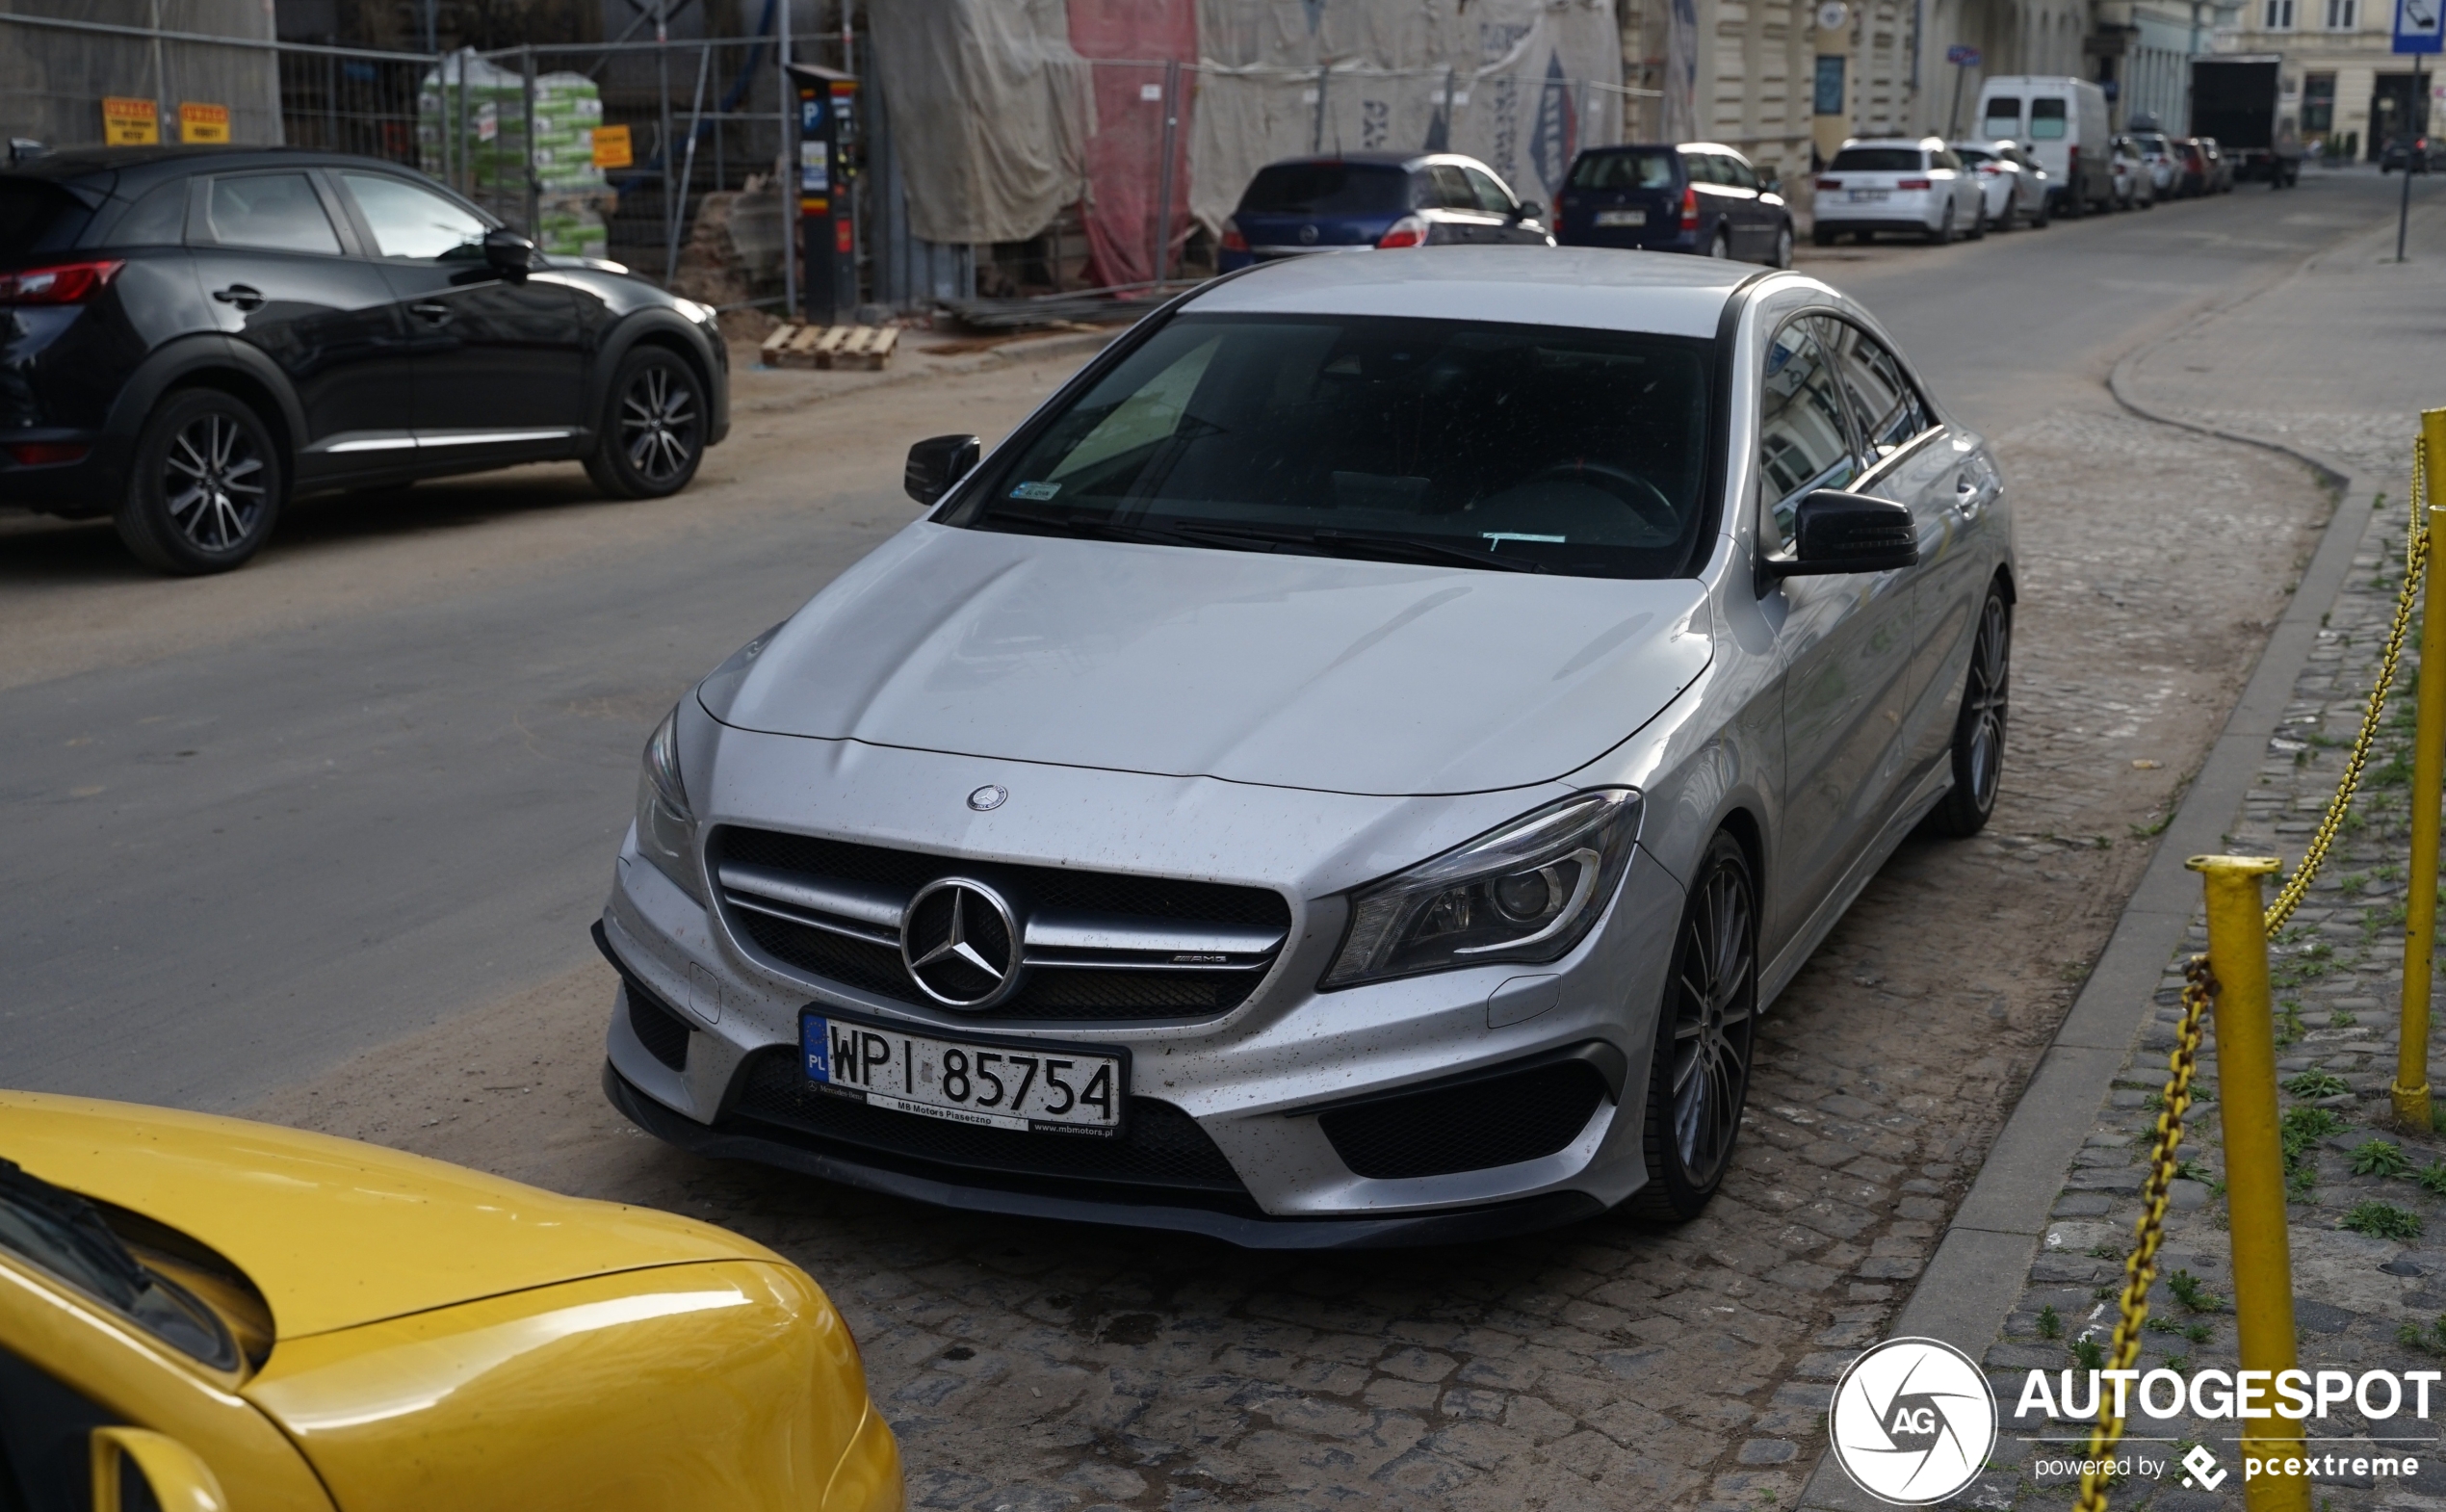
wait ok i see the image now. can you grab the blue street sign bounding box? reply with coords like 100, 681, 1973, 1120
1946, 43, 1982, 65
2397, 0, 2441, 55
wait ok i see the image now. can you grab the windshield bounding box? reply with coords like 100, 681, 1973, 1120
0, 1157, 236, 1369
1954, 147, 1993, 164
1237, 164, 1411, 216
1829, 147, 1924, 171
953, 314, 1716, 580
1571, 150, 1678, 190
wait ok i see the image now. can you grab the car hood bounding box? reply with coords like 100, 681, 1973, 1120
0, 1092, 773, 1340
708, 523, 1714, 796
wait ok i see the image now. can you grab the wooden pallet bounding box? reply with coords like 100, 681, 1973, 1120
761, 323, 900, 371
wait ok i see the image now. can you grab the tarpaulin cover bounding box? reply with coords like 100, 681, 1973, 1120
871, 0, 1620, 255
1067, 0, 1198, 287
865, 0, 1089, 246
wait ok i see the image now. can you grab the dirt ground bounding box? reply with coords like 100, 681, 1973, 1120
229, 379, 2333, 1508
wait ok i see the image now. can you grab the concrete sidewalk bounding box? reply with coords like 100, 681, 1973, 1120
1794, 198, 2446, 1511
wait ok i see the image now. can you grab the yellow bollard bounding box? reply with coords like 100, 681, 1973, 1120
2189, 855, 2307, 1512
2399, 409, 2446, 1133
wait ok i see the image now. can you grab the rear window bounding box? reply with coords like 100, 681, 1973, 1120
1571, 150, 1678, 190
1955, 147, 1992, 164
1980, 97, 2022, 136
1828, 147, 1924, 171
1238, 164, 1410, 216
0, 182, 94, 261
2031, 99, 2069, 139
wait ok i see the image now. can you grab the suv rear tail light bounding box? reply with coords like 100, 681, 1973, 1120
1816, 177, 1842, 191
4, 442, 89, 466
1897, 178, 1933, 190
1679, 186, 1699, 231
0, 260, 124, 305
1376, 215, 1429, 249
1220, 222, 1248, 253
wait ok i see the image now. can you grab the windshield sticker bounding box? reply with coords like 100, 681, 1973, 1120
1009, 482, 1061, 501
1481, 532, 1566, 544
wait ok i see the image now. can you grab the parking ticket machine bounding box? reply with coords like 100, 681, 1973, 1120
787, 62, 858, 325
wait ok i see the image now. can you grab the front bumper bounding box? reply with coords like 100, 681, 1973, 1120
595, 742, 1687, 1242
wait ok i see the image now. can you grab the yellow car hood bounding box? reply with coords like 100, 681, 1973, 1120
0, 1091, 772, 1340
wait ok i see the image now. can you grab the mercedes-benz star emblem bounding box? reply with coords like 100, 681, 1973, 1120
900, 878, 1022, 1009
967, 784, 1007, 812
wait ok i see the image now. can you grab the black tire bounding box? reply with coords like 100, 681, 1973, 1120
1769, 222, 1794, 268
1924, 583, 2013, 838
1811, 224, 1836, 247
585, 346, 708, 500
113, 388, 283, 575
1926, 204, 1954, 246
2032, 193, 2051, 228
1627, 830, 1757, 1221
1967, 198, 1989, 239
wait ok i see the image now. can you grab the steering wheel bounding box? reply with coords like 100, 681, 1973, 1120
1519, 460, 1681, 534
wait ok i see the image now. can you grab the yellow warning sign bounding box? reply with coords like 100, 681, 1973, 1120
178, 102, 230, 143
102, 97, 159, 145
590, 123, 632, 169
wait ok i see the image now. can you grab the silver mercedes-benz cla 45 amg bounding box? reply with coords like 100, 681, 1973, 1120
594, 247, 2014, 1248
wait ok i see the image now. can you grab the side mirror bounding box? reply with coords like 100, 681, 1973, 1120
91, 1427, 227, 1512
904, 433, 980, 507
1514, 200, 1543, 222
482, 226, 536, 278
1767, 489, 1918, 579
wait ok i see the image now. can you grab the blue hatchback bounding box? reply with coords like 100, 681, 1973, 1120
1218, 152, 1551, 273
1554, 143, 1793, 268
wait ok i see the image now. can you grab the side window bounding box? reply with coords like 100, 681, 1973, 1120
1824, 320, 1932, 457
1935, 147, 1964, 171
203, 173, 340, 255
104, 179, 189, 248
340, 172, 487, 260
1756, 322, 1859, 555
2030, 98, 2069, 140
1722, 155, 1760, 191
1461, 166, 1517, 214
1428, 164, 1477, 211
1681, 151, 1719, 186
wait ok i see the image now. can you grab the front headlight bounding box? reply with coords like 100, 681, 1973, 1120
1320, 790, 1641, 989
635, 703, 705, 904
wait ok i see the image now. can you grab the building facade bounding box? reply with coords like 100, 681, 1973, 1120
2215, 0, 2428, 158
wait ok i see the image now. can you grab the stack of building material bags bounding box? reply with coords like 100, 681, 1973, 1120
418, 51, 613, 260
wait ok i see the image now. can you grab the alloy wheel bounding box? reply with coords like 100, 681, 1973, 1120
1666, 855, 1755, 1185
1962, 593, 2011, 812
163, 412, 267, 552
618, 363, 700, 485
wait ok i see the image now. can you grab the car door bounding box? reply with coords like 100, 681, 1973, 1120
1714, 153, 1768, 257
186, 169, 409, 466
1820, 317, 1985, 789
1756, 317, 1915, 943
329, 169, 585, 460
1461, 164, 1538, 244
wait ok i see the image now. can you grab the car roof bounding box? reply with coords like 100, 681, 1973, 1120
1839, 137, 1944, 150
5, 146, 430, 193
1182, 246, 1758, 340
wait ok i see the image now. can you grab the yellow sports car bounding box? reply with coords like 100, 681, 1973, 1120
0, 1091, 901, 1512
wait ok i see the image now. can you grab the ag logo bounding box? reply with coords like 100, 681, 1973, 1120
1829, 1337, 1997, 1505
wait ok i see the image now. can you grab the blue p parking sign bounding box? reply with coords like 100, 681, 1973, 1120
2397, 0, 2440, 54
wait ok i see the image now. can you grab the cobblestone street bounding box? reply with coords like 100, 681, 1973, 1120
246, 280, 2345, 1509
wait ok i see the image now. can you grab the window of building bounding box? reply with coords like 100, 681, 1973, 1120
2263, 0, 2296, 29
2304, 71, 2336, 130
2323, 0, 2355, 27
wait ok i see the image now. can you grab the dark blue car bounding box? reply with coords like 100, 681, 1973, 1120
1554, 142, 1794, 268
1218, 152, 1551, 273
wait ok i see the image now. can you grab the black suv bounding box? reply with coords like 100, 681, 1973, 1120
0, 147, 729, 573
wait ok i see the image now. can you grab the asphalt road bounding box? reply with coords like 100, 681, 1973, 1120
0, 168, 2418, 1108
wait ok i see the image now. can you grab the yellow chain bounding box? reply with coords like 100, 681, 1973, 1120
2074, 436, 2432, 1512
2264, 440, 2429, 932
2074, 955, 2214, 1512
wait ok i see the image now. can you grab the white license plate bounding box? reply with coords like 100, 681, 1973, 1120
1593, 208, 1646, 226
1849, 189, 1890, 202
802, 1014, 1124, 1134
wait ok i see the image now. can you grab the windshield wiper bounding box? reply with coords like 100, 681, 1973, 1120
1167, 521, 1545, 574
0, 1157, 237, 1369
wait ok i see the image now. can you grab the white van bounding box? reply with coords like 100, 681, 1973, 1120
1974, 77, 2113, 217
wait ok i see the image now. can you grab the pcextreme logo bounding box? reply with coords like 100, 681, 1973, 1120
1830, 1338, 2000, 1505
